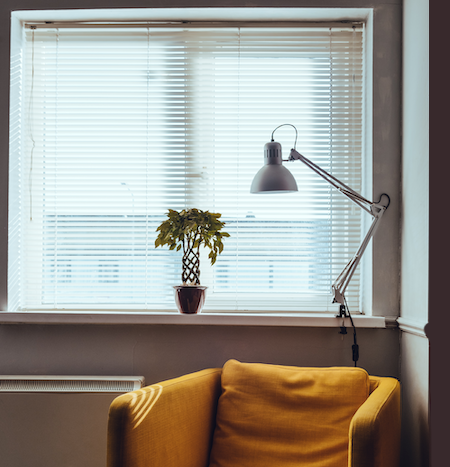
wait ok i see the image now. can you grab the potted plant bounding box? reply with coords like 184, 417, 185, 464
155, 208, 230, 314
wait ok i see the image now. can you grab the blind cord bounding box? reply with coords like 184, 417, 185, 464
28, 28, 36, 221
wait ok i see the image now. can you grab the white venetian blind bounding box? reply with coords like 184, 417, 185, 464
10, 22, 364, 313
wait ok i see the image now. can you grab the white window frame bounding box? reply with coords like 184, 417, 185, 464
5, 7, 390, 328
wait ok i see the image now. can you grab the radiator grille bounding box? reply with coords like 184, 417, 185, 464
0, 376, 145, 392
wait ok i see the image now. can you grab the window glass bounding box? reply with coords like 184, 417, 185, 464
9, 24, 364, 313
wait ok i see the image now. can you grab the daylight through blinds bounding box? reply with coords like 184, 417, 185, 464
10, 23, 365, 312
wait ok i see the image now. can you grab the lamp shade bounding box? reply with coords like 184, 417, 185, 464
250, 141, 298, 193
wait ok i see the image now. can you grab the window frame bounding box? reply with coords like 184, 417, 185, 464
2, 6, 401, 327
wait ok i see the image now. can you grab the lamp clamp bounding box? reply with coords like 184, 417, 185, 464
337, 304, 349, 318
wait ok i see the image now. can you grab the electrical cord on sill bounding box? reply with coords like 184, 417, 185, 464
338, 298, 359, 367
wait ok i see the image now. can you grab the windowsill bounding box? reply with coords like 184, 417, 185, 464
0, 311, 389, 328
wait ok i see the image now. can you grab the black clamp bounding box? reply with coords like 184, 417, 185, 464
337, 304, 349, 318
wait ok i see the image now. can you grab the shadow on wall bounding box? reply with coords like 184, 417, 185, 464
399, 334, 429, 467
416, 406, 430, 467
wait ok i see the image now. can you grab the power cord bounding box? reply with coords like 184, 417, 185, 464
338, 299, 359, 367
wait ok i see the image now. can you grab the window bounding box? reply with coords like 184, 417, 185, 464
9, 20, 365, 314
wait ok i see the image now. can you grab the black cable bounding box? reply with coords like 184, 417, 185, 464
376, 193, 391, 209
343, 297, 359, 367
271, 124, 298, 150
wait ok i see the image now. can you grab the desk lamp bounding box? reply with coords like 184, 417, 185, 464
251, 124, 390, 365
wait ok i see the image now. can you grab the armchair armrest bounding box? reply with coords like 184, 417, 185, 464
349, 376, 401, 467
107, 368, 222, 467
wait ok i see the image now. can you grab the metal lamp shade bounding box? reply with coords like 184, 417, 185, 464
250, 141, 298, 194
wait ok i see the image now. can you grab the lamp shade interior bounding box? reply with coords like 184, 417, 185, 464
250, 164, 298, 193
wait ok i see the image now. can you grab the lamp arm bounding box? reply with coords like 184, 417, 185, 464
288, 149, 377, 215
332, 208, 385, 306
287, 148, 389, 307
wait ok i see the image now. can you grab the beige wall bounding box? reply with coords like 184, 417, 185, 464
0, 323, 401, 467
400, 0, 429, 466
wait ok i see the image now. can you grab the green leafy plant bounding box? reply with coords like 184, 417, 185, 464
155, 208, 230, 285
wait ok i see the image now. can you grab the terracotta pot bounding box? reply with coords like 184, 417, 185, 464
173, 285, 208, 314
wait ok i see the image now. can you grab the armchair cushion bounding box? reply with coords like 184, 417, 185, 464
209, 359, 370, 467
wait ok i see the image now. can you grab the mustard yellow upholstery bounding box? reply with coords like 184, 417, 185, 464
107, 360, 401, 467
209, 360, 370, 467
107, 368, 222, 467
349, 376, 401, 467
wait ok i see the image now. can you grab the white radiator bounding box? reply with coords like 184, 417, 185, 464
0, 375, 146, 467
0, 375, 145, 392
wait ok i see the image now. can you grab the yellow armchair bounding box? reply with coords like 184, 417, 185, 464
107, 360, 400, 467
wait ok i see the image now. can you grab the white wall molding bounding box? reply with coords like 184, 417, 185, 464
397, 317, 428, 338
385, 316, 399, 328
